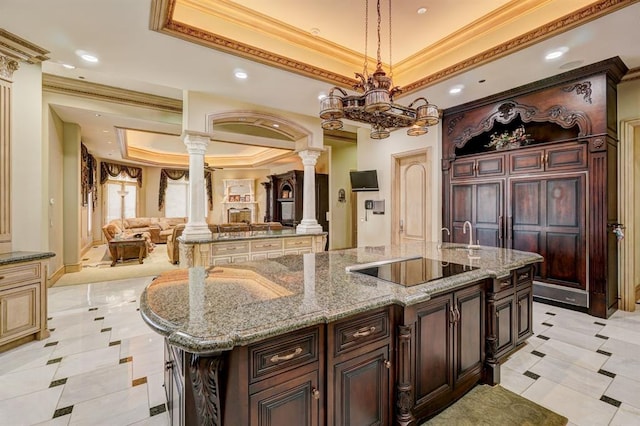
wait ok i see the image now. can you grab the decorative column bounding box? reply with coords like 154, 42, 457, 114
0, 55, 19, 253
296, 149, 324, 234
182, 131, 211, 239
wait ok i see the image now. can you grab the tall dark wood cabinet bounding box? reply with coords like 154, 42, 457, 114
442, 57, 627, 319
265, 170, 329, 234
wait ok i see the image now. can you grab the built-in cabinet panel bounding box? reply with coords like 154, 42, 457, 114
442, 58, 626, 317
450, 181, 504, 248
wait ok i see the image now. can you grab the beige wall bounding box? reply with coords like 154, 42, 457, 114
328, 143, 357, 250
355, 126, 442, 247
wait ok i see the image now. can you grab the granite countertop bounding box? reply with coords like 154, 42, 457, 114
180, 228, 326, 243
140, 242, 542, 355
0, 251, 55, 266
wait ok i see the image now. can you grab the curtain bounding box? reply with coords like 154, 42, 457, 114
100, 161, 143, 187
158, 168, 213, 211
81, 143, 97, 207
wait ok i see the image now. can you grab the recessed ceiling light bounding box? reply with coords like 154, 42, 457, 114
95, 113, 101, 117
80, 54, 98, 63
449, 84, 464, 95
107, 141, 112, 144
545, 47, 569, 61
62, 63, 75, 69
103, 130, 109, 133
417, 7, 427, 14
234, 70, 248, 79
559, 60, 584, 70
310, 28, 320, 36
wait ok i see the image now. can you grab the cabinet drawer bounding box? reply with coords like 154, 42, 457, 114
451, 160, 475, 179
251, 239, 283, 253
0, 262, 41, 288
211, 241, 249, 256
284, 237, 312, 249
249, 327, 320, 383
515, 267, 532, 286
546, 144, 587, 171
333, 310, 390, 357
491, 275, 513, 294
0, 282, 40, 343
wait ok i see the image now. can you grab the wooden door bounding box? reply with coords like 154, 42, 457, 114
450, 181, 503, 247
393, 150, 431, 246
332, 346, 390, 426
510, 174, 586, 289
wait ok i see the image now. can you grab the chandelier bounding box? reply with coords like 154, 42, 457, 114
319, 0, 439, 139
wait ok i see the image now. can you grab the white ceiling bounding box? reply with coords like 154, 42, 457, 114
1, 0, 639, 165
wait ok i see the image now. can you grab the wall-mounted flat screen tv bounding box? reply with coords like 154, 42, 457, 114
350, 170, 379, 192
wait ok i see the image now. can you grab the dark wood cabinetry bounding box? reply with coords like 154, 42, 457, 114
404, 282, 485, 420
442, 57, 627, 318
265, 170, 329, 233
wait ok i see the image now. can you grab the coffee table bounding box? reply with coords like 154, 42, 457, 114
108, 236, 146, 266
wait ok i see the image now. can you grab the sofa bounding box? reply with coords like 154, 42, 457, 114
166, 222, 284, 264
102, 217, 187, 245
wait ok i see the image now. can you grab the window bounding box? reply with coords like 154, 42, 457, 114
105, 174, 138, 223
165, 176, 207, 217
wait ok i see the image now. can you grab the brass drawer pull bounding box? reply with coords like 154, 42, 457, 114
518, 273, 529, 281
500, 280, 511, 288
270, 347, 303, 363
384, 360, 391, 369
352, 326, 376, 338
311, 388, 320, 400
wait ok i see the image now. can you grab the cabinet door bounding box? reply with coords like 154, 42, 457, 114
510, 149, 544, 174
250, 370, 319, 426
164, 343, 184, 426
516, 286, 533, 343
510, 175, 586, 289
0, 282, 40, 344
494, 295, 515, 358
451, 159, 476, 179
332, 345, 390, 426
545, 144, 587, 171
450, 181, 503, 247
453, 284, 484, 387
412, 293, 453, 406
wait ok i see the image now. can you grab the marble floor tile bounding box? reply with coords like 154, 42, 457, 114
601, 354, 640, 382
132, 346, 165, 379
522, 377, 617, 426
501, 350, 542, 373
599, 337, 640, 359
130, 412, 170, 426
47, 320, 105, 341
69, 383, 149, 426
535, 338, 609, 372
529, 355, 613, 399
34, 414, 71, 426
604, 374, 640, 410
58, 362, 133, 408
598, 323, 640, 345
0, 364, 58, 401
539, 324, 605, 352
0, 344, 56, 375
51, 332, 111, 358
609, 403, 640, 426
498, 365, 536, 394
0, 386, 64, 426
146, 371, 167, 408
546, 313, 605, 336
53, 345, 121, 380
119, 332, 164, 359
110, 321, 157, 342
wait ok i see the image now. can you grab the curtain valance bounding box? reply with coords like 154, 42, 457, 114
100, 161, 143, 187
158, 168, 213, 211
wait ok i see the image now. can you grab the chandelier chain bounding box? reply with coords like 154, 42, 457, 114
376, 0, 382, 66
363, 0, 369, 77
388, 0, 393, 78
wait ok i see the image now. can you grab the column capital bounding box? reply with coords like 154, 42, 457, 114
0, 55, 19, 81
297, 149, 323, 166
182, 130, 211, 155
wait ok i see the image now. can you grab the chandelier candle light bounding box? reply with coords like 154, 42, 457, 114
319, 0, 439, 139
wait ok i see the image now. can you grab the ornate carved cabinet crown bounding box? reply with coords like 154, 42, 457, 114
441, 57, 628, 319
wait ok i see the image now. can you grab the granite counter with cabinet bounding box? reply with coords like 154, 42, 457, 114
140, 243, 541, 425
178, 229, 327, 267
0, 251, 55, 352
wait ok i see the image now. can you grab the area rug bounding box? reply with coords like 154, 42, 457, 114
422, 385, 568, 426
53, 244, 181, 287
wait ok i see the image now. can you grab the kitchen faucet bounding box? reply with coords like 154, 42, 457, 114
463, 221, 481, 249
437, 227, 450, 249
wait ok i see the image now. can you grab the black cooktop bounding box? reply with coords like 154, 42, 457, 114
349, 257, 477, 287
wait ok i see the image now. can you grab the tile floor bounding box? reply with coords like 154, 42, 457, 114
0, 276, 639, 425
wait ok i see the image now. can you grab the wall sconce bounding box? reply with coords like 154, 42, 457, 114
338, 188, 346, 203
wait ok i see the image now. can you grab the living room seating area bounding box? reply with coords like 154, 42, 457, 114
101, 217, 187, 245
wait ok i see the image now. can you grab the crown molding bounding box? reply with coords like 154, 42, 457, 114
400, 0, 638, 96
622, 66, 640, 82
0, 29, 49, 64
150, 0, 638, 96
42, 74, 183, 114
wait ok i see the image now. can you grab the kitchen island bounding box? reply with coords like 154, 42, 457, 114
140, 243, 542, 425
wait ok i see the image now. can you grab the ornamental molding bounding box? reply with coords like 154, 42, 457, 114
0, 56, 19, 80
42, 74, 182, 114
563, 81, 593, 104
151, 0, 635, 94
0, 29, 49, 65
451, 101, 592, 153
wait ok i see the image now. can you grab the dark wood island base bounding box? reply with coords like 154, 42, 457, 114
162, 265, 534, 426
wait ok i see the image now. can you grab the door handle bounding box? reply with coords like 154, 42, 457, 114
498, 215, 503, 244
399, 220, 404, 232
